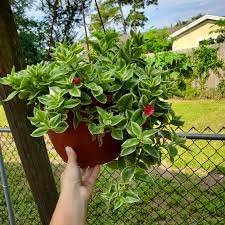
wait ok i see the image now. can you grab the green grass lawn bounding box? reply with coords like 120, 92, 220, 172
1, 99, 225, 224
1, 99, 225, 129
1, 157, 225, 225
0, 106, 7, 126
171, 99, 225, 131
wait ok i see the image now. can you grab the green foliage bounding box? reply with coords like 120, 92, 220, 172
90, 0, 121, 31
39, 0, 92, 43
0, 30, 185, 209
217, 79, 225, 98
126, 9, 148, 31
143, 28, 172, 53
148, 51, 193, 90
174, 13, 204, 28
181, 82, 200, 99
200, 19, 225, 46
193, 46, 224, 90
125, 0, 158, 32
11, 0, 47, 65
199, 37, 216, 46
211, 19, 225, 36
18, 19, 47, 65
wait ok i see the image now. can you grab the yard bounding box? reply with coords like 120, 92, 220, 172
1, 99, 225, 129
0, 99, 225, 224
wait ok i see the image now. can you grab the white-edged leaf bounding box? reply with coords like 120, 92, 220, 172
135, 170, 153, 183
122, 138, 139, 148
131, 121, 142, 137
114, 197, 125, 210
122, 166, 135, 183
88, 123, 104, 135
94, 93, 107, 104
125, 191, 140, 204
53, 121, 69, 133
142, 129, 159, 138
63, 99, 80, 108
3, 91, 18, 101
116, 93, 133, 112
69, 86, 81, 97
143, 144, 160, 158
111, 128, 123, 140
31, 126, 48, 137
120, 147, 136, 157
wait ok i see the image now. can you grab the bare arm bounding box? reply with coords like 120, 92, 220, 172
50, 147, 100, 225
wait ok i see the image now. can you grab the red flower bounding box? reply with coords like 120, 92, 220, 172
72, 77, 81, 85
107, 95, 113, 102
144, 104, 154, 117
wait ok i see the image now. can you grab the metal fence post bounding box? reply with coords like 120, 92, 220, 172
0, 144, 16, 225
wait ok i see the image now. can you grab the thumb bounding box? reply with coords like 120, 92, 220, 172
65, 146, 77, 166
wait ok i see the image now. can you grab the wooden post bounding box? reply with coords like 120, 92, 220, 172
0, 1, 58, 224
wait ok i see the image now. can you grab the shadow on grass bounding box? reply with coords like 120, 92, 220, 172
1, 161, 225, 225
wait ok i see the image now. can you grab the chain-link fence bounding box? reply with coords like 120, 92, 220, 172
0, 126, 225, 225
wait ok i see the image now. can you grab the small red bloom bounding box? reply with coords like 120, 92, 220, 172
144, 104, 154, 117
72, 77, 81, 85
107, 95, 113, 102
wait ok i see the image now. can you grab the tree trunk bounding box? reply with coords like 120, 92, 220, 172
0, 1, 58, 225
118, 0, 127, 34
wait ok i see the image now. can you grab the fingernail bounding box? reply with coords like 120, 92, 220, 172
65, 146, 72, 153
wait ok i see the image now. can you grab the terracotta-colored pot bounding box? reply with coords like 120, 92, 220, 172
48, 113, 121, 167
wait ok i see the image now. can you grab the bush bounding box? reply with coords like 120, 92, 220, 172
217, 79, 225, 98
199, 88, 220, 99
143, 28, 172, 53
148, 51, 193, 91
181, 82, 200, 99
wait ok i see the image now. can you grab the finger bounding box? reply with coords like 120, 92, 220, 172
85, 165, 100, 189
80, 167, 87, 177
65, 146, 81, 180
65, 146, 77, 166
82, 167, 94, 182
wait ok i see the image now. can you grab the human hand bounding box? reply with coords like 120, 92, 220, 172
61, 146, 100, 203
50, 147, 100, 225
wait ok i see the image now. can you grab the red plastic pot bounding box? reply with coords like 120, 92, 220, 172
48, 113, 121, 167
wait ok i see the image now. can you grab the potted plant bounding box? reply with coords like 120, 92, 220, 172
0, 31, 186, 207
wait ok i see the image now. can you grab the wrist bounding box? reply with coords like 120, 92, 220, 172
59, 187, 89, 209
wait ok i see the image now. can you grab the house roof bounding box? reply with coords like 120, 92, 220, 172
170, 15, 225, 38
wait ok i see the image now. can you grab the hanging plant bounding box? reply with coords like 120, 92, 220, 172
0, 31, 186, 208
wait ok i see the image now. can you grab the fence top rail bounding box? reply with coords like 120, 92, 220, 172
0, 128, 11, 133
1, 127, 225, 140
176, 133, 225, 140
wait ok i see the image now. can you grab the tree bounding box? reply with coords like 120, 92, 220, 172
0, 1, 58, 224
174, 14, 204, 28
117, 0, 127, 34
143, 28, 172, 53
39, 0, 91, 44
17, 19, 48, 64
10, 0, 47, 64
126, 0, 158, 32
10, 0, 32, 16
193, 45, 224, 91
211, 19, 225, 43
90, 0, 121, 31
149, 51, 193, 90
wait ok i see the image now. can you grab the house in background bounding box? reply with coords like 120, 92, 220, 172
170, 15, 225, 51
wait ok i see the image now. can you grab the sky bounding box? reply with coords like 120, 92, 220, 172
26, 0, 225, 31
145, 0, 225, 29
